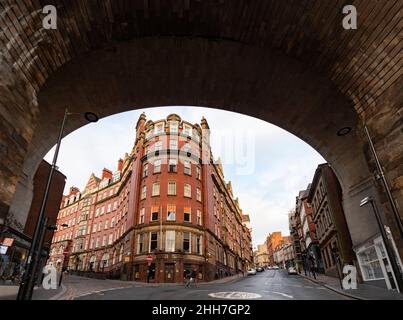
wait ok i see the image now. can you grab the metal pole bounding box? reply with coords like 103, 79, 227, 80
17, 109, 68, 300
364, 125, 403, 238
370, 200, 403, 292
26, 217, 48, 299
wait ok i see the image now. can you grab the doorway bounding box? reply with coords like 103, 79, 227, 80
164, 263, 175, 283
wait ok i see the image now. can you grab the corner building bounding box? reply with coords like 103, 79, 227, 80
49, 113, 253, 283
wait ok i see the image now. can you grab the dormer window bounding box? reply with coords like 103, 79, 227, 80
183, 125, 192, 136
155, 123, 164, 134
99, 179, 109, 189
112, 171, 120, 183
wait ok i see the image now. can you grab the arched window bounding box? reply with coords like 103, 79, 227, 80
102, 252, 109, 268
119, 245, 123, 262
112, 249, 117, 265
89, 255, 96, 271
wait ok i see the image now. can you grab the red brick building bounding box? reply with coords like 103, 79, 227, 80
49, 113, 253, 283
266, 232, 283, 266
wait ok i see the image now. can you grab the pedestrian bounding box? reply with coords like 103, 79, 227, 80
191, 269, 197, 287
185, 269, 197, 288
309, 255, 316, 279
146, 268, 151, 283
184, 270, 191, 288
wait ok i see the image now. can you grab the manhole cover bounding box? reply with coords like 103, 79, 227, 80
208, 292, 262, 299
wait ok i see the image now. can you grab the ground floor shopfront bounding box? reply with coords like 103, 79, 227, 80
66, 250, 244, 283
0, 225, 49, 285
355, 234, 403, 291
131, 252, 240, 283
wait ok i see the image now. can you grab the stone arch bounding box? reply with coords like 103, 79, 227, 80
0, 1, 401, 261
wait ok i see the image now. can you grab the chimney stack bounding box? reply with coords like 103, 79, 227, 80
69, 186, 80, 195
102, 168, 112, 180
117, 158, 124, 172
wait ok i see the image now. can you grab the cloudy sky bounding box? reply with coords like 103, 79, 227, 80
44, 106, 325, 248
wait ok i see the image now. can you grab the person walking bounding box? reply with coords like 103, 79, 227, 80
185, 269, 197, 288
308, 255, 316, 279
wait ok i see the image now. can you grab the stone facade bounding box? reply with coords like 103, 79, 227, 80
307, 164, 356, 278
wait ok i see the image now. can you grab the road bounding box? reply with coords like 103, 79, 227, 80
76, 269, 350, 300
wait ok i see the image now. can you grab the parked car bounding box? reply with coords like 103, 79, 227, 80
267, 266, 273, 270
256, 267, 264, 272
287, 266, 297, 275
272, 265, 280, 270
247, 268, 257, 275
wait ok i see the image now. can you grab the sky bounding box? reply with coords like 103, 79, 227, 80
44, 106, 325, 248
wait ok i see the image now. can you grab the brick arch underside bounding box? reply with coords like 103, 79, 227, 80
31, 37, 366, 185
6, 37, 378, 246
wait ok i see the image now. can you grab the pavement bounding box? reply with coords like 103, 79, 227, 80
2, 269, 402, 300
299, 272, 403, 300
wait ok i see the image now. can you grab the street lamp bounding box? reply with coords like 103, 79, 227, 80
360, 196, 403, 292
17, 108, 98, 300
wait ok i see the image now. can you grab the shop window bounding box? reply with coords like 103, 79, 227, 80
357, 245, 384, 280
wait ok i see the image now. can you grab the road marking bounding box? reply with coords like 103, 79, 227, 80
271, 291, 294, 299
208, 292, 262, 299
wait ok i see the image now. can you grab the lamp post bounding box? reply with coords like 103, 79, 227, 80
360, 196, 403, 292
17, 109, 98, 300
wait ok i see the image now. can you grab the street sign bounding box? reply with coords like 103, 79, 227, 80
146, 255, 153, 265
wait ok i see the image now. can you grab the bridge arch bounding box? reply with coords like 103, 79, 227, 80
0, 1, 401, 260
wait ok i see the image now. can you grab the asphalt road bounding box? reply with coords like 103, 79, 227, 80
76, 269, 350, 300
